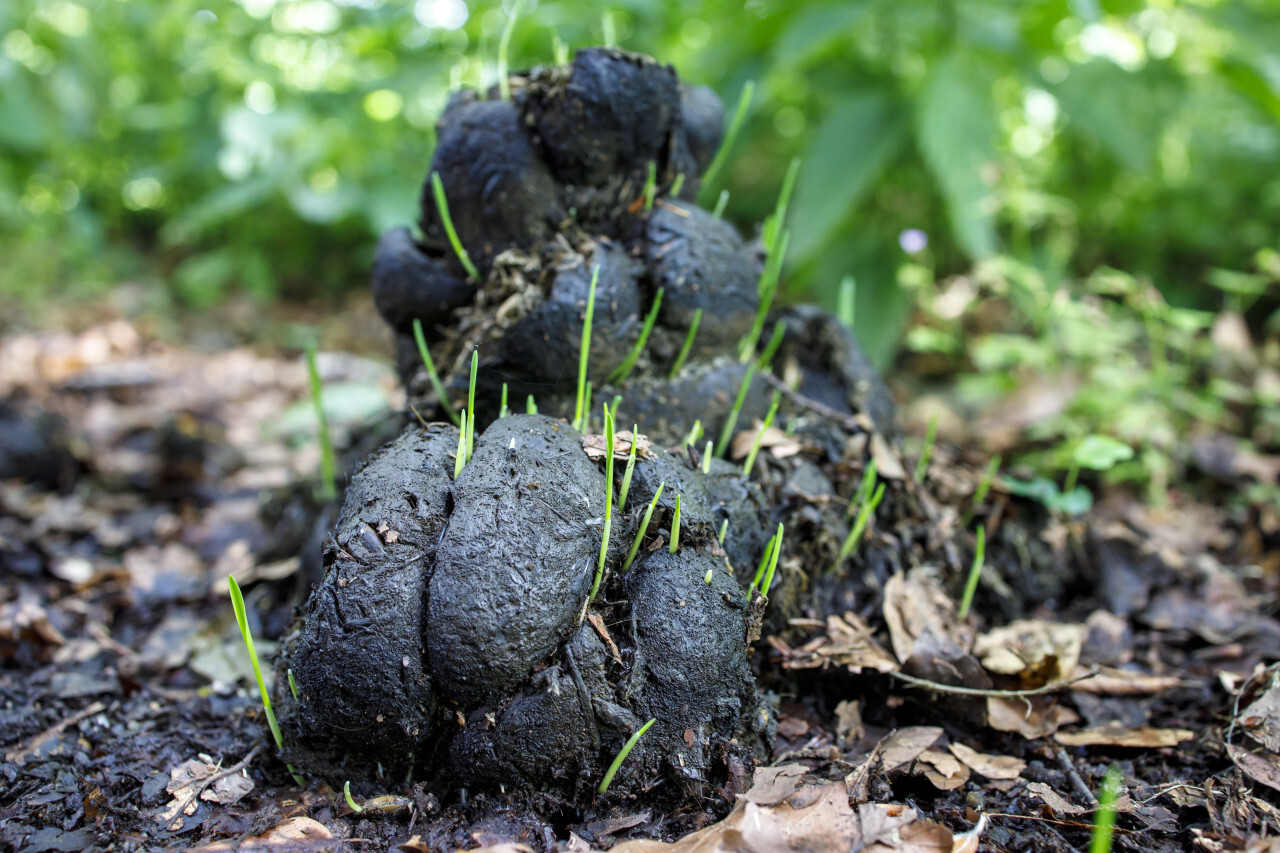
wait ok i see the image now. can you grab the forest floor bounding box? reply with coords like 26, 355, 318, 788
3, 302, 1280, 853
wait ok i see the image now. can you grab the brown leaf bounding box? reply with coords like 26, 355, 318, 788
974, 620, 1085, 686
915, 749, 971, 790
1238, 683, 1280, 752
879, 727, 943, 773
835, 700, 863, 747
1067, 665, 1181, 696
1054, 724, 1193, 748
741, 763, 808, 805
785, 612, 898, 674
1026, 782, 1134, 816
986, 696, 1080, 739
1228, 744, 1280, 792
947, 743, 1025, 780
729, 424, 802, 460
587, 612, 622, 664
870, 433, 906, 480
582, 430, 651, 461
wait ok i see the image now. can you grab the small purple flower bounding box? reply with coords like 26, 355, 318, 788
899, 229, 928, 254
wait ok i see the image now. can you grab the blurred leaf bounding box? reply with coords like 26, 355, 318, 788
1053, 61, 1159, 172
0, 72, 47, 151
1003, 476, 1093, 516
774, 3, 876, 68
916, 52, 998, 260
1073, 435, 1134, 470
791, 90, 908, 262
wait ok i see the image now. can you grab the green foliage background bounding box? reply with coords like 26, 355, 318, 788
2, 0, 1278, 365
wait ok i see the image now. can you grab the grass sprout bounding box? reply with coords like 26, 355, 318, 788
608, 287, 664, 385
552, 34, 569, 65
714, 362, 757, 458
622, 482, 664, 573
832, 482, 886, 572
610, 394, 622, 422
756, 321, 786, 372
496, 0, 523, 100
499, 383, 509, 419
761, 157, 800, 252
742, 390, 782, 476
1091, 765, 1123, 853
704, 568, 713, 584
598, 718, 656, 795
669, 309, 702, 378
837, 275, 856, 329
965, 454, 1002, 526
914, 414, 939, 483
643, 160, 657, 213
526, 394, 538, 415
701, 440, 713, 474
957, 525, 986, 621
574, 265, 601, 432
466, 348, 478, 457
759, 522, 784, 595
582, 382, 593, 433
287, 669, 298, 700
669, 494, 682, 553
683, 419, 704, 450
588, 405, 615, 607
739, 229, 790, 362
304, 340, 337, 501
618, 424, 638, 508
718, 519, 728, 544
430, 171, 480, 282
453, 411, 468, 479
412, 319, 459, 426
670, 172, 686, 197
344, 780, 364, 813
601, 11, 617, 48
228, 576, 305, 785
699, 80, 755, 192
712, 189, 729, 219
750, 523, 784, 595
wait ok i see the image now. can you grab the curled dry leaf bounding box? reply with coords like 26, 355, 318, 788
1026, 782, 1134, 816
915, 749, 971, 791
1228, 744, 1280, 792
986, 696, 1080, 739
1054, 723, 1194, 748
973, 620, 1085, 686
879, 727, 944, 774
1067, 665, 1181, 696
947, 742, 1026, 781
729, 424, 802, 460
1237, 680, 1280, 752
582, 430, 651, 461
784, 613, 898, 674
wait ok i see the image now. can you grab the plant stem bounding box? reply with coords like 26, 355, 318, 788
643, 160, 657, 213
526, 394, 537, 414
699, 80, 755, 192
304, 340, 337, 501
832, 482, 886, 572
598, 718, 656, 794
739, 229, 790, 361
608, 288, 663, 385
718, 519, 729, 544
712, 190, 729, 219
499, 383, 509, 419
670, 172, 685, 197
701, 440, 714, 474
496, 0, 523, 101
715, 362, 756, 457
957, 524, 986, 620
589, 406, 615, 606
412, 319, 459, 426
743, 390, 782, 476
1090, 765, 1123, 853
837, 275, 856, 329
466, 348, 478, 457
453, 411, 468, 479
758, 522, 784, 595
344, 781, 364, 813
574, 265, 600, 432
622, 482, 664, 573
617, 425, 638, 508
669, 494, 682, 553
430, 171, 480, 281
668, 308, 702, 378
228, 577, 284, 751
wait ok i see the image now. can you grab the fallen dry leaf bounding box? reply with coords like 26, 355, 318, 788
986, 696, 1080, 739
729, 424, 802, 460
1054, 724, 1194, 748
884, 571, 989, 690
974, 620, 1085, 686
582, 430, 651, 461
915, 749, 971, 790
947, 742, 1026, 780
1238, 681, 1280, 753
189, 817, 335, 852
740, 763, 808, 805
1026, 782, 1134, 816
1068, 665, 1182, 696
785, 612, 898, 674
879, 727, 944, 773
1228, 744, 1280, 792
870, 432, 907, 480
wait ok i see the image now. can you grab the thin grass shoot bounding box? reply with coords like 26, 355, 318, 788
699, 80, 755, 191
712, 189, 729, 219
552, 34, 569, 65
669, 309, 702, 378
718, 518, 728, 544
750, 531, 776, 591
412, 319, 460, 426
598, 717, 656, 794
287, 669, 298, 700
304, 340, 337, 501
499, 383, 509, 419
574, 265, 600, 431
601, 11, 617, 48
758, 522, 784, 595
714, 362, 757, 457
957, 525, 986, 621
756, 320, 786, 372
914, 414, 939, 484
832, 482, 886, 572
588, 407, 615, 606
453, 411, 468, 479
739, 229, 790, 361
608, 287, 664, 384
761, 157, 800, 252
743, 390, 781, 476
643, 160, 657, 213
344, 781, 364, 813
670, 172, 686, 197
1090, 765, 1123, 853
622, 482, 664, 573
430, 171, 480, 281
837, 275, 856, 329
669, 494, 682, 553
617, 424, 638, 508
704, 568, 713, 584
526, 395, 538, 415
496, 0, 523, 100
466, 348, 478, 457
683, 419, 703, 450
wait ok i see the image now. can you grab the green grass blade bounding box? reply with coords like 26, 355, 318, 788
837, 275, 856, 329
714, 362, 757, 457
430, 171, 480, 282
304, 341, 337, 502
670, 172, 685, 197
739, 229, 790, 362
499, 383, 509, 419
526, 394, 537, 415
750, 532, 776, 591
712, 189, 729, 219
668, 309, 702, 378
701, 440, 713, 474
412, 319, 459, 426
682, 419, 703, 450
743, 390, 782, 476
589, 406, 615, 606
608, 288, 664, 385
344, 781, 364, 813
598, 718, 656, 794
617, 424, 638, 508
643, 160, 657, 213
759, 522, 784, 595
228, 576, 284, 751
832, 482, 886, 572
453, 411, 468, 479
466, 348, 478, 457
575, 265, 600, 431
699, 80, 755, 192
718, 519, 728, 544
496, 0, 523, 100
957, 524, 986, 620
756, 321, 786, 372
669, 494, 682, 553
622, 483, 664, 573
1090, 765, 1123, 853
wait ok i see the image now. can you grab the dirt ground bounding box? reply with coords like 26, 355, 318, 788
3, 309, 1280, 853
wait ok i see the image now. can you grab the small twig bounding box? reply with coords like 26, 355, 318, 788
167, 745, 263, 831
759, 372, 866, 434
887, 668, 1099, 697
1055, 745, 1098, 805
